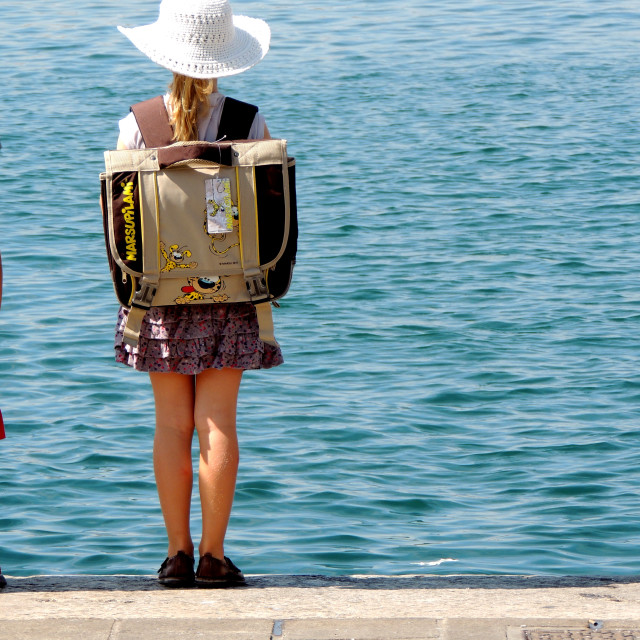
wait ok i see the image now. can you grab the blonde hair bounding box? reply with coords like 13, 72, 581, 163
168, 74, 217, 142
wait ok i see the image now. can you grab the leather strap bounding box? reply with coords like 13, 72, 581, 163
130, 96, 174, 148
217, 97, 259, 140
131, 95, 259, 147
255, 302, 278, 347
122, 305, 148, 347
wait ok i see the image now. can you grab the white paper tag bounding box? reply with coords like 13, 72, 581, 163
205, 177, 236, 234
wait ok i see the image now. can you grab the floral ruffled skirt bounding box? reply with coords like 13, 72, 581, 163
114, 303, 283, 374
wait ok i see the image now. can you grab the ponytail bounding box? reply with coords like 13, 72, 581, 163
168, 74, 217, 142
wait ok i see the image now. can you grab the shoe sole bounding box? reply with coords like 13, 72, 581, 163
158, 578, 195, 588
194, 578, 247, 589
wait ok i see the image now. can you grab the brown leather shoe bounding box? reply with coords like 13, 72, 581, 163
157, 551, 195, 588
195, 554, 247, 588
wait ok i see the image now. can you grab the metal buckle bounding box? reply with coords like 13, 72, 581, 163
131, 282, 157, 309
245, 273, 269, 300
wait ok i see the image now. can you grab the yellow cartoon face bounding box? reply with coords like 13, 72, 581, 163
160, 241, 198, 272
169, 245, 191, 262
185, 276, 223, 295
175, 276, 230, 304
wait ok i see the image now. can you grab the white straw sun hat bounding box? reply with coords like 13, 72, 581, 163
117, 0, 270, 79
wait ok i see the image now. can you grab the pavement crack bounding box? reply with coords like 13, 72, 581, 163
106, 619, 118, 640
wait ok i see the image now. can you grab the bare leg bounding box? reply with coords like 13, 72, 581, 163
193, 367, 243, 560
149, 371, 196, 557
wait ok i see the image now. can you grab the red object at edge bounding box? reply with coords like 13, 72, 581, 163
0, 409, 5, 440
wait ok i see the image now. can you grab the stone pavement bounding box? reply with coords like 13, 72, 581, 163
1, 574, 640, 639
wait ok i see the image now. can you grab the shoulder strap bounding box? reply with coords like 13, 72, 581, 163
130, 96, 174, 148
130, 95, 259, 147
218, 97, 259, 141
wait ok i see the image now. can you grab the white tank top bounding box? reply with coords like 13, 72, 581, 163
117, 92, 266, 149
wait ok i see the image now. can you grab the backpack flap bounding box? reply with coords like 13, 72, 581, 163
101, 138, 296, 348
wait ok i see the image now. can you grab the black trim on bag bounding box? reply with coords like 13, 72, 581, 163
111, 171, 143, 273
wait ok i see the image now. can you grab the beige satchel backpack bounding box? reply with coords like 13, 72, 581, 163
100, 96, 297, 348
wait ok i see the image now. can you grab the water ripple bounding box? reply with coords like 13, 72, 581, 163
1, 0, 640, 577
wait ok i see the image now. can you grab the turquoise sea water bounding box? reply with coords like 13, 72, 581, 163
1, 0, 640, 577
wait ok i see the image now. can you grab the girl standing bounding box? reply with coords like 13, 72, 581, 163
114, 0, 281, 588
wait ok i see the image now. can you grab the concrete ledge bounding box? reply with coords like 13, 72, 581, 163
1, 575, 640, 639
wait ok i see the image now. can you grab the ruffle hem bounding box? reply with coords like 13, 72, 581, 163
114, 303, 284, 374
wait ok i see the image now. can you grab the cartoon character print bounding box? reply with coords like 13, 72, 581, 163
160, 241, 198, 272
204, 211, 241, 256
206, 177, 237, 230
204, 177, 241, 257
175, 276, 230, 304
207, 189, 237, 226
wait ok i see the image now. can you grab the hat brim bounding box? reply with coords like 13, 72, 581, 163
118, 15, 270, 79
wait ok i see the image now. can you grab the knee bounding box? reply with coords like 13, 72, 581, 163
156, 413, 195, 442
193, 407, 236, 440
154, 419, 195, 477
194, 413, 239, 462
